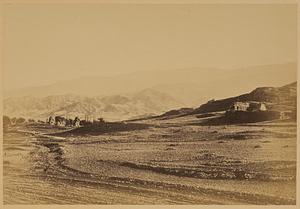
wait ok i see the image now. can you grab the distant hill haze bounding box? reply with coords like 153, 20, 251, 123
4, 63, 296, 106
3, 63, 296, 121
3, 89, 183, 121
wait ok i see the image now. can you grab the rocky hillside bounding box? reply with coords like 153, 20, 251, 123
3, 89, 183, 121
193, 82, 297, 114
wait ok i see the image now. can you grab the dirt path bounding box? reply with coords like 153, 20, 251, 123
3, 125, 296, 204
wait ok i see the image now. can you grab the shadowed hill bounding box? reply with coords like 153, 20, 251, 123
52, 122, 150, 136
193, 82, 296, 114
144, 81, 296, 123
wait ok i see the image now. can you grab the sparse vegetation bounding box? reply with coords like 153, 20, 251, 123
3, 82, 297, 204
28, 119, 35, 123
16, 117, 26, 124
3, 115, 11, 131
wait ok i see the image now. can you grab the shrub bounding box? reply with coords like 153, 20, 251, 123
16, 117, 26, 124
3, 115, 11, 127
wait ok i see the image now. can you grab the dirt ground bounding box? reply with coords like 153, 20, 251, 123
3, 115, 297, 204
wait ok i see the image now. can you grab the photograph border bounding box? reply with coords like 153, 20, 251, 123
0, 0, 299, 208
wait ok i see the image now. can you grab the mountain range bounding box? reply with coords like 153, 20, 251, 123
5, 63, 296, 106
3, 89, 183, 121
3, 63, 296, 121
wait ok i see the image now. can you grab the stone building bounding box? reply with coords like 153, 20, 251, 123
48, 116, 55, 125
230, 101, 267, 112
55, 116, 66, 126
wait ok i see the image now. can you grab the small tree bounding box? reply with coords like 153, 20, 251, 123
97, 118, 105, 123
11, 117, 17, 125
16, 117, 26, 124
80, 120, 92, 127
3, 115, 11, 131
28, 119, 35, 123
73, 117, 80, 127
66, 118, 73, 126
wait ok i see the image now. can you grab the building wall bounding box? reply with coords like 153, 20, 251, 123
232, 102, 249, 111
231, 102, 267, 112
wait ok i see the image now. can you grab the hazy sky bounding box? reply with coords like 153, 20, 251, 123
3, 4, 297, 90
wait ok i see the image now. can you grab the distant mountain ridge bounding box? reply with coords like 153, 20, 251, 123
4, 63, 296, 106
3, 63, 296, 122
3, 89, 183, 121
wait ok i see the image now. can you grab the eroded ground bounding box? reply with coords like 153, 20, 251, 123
3, 115, 297, 204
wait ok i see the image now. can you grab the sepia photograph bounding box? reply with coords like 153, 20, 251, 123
1, 1, 298, 206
